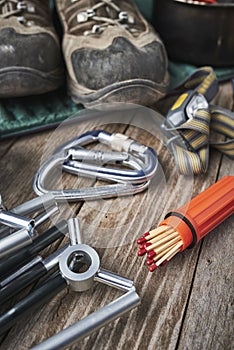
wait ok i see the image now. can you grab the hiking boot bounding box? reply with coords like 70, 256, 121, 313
0, 0, 64, 98
56, 0, 169, 107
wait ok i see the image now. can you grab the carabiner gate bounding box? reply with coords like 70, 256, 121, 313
33, 130, 158, 202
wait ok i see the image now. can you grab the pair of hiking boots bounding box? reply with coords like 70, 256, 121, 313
0, 0, 169, 107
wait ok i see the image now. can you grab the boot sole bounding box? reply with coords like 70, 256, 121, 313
0, 66, 64, 98
68, 76, 169, 108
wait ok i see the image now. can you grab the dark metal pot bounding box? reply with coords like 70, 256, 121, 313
153, 0, 234, 66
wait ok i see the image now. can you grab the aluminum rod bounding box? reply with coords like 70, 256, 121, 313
0, 256, 43, 288
34, 205, 59, 228
94, 268, 134, 292
67, 218, 83, 246
0, 228, 34, 259
0, 210, 34, 232
0, 220, 67, 279
10, 194, 56, 217
32, 288, 140, 350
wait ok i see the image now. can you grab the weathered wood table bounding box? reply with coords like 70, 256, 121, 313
0, 83, 233, 350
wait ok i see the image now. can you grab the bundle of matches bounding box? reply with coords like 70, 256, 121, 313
137, 176, 234, 272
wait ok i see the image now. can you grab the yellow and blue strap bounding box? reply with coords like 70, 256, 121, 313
163, 67, 234, 175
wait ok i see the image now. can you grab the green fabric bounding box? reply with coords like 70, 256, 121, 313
169, 61, 234, 90
0, 88, 83, 138
0, 0, 233, 139
135, 0, 153, 22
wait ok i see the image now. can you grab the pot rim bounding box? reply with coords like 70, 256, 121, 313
175, 0, 234, 8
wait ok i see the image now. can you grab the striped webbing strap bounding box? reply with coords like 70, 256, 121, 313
163, 67, 234, 175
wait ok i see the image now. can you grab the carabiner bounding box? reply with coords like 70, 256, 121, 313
33, 130, 158, 202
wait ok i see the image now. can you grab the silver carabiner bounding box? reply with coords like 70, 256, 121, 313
33, 130, 158, 202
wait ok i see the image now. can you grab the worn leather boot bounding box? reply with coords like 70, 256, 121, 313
56, 0, 169, 107
0, 0, 64, 98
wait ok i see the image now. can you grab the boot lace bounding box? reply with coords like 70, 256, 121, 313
66, 0, 139, 36
0, 0, 35, 26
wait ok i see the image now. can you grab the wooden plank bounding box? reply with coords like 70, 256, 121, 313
213, 81, 233, 110
1, 124, 223, 350
0, 115, 130, 208
0, 83, 233, 350
0, 119, 131, 349
176, 158, 234, 350
176, 82, 234, 350
0, 139, 16, 158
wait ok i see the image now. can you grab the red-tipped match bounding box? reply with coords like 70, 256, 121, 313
144, 242, 151, 248
161, 260, 168, 267
146, 259, 154, 266
139, 244, 145, 249
143, 232, 150, 237
149, 264, 157, 272
138, 248, 147, 256
147, 250, 156, 259
137, 237, 146, 244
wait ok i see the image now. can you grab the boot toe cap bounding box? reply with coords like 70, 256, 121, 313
70, 36, 168, 91
0, 27, 62, 72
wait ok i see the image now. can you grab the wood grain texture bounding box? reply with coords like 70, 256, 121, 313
0, 84, 233, 350
176, 160, 234, 350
